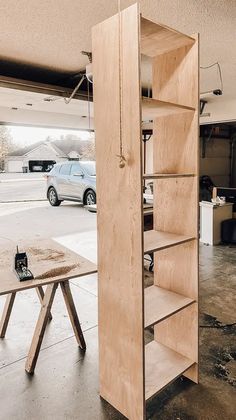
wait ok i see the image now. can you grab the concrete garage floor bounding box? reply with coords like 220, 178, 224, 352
0, 243, 235, 420
0, 193, 235, 419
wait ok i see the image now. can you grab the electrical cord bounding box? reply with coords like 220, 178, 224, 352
200, 61, 223, 93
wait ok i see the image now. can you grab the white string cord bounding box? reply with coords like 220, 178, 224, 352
117, 0, 126, 168
87, 78, 91, 132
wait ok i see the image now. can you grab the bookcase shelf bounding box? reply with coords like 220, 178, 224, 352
141, 17, 195, 57
145, 285, 194, 328
93, 3, 199, 419
145, 341, 194, 401
144, 230, 195, 253
143, 173, 195, 179
142, 97, 195, 119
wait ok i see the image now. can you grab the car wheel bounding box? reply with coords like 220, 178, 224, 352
48, 187, 61, 206
84, 189, 96, 206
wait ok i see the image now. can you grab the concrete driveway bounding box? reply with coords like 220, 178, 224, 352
0, 195, 101, 420
0, 200, 97, 245
0, 173, 97, 246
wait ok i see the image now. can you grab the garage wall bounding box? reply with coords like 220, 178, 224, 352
200, 137, 231, 186
200, 98, 236, 125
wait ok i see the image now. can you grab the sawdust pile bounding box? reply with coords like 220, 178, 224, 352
36, 264, 78, 280
28, 247, 65, 262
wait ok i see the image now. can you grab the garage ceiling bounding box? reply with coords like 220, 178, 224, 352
0, 0, 235, 127
0, 0, 235, 94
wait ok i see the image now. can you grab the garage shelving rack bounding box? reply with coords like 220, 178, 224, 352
92, 3, 199, 419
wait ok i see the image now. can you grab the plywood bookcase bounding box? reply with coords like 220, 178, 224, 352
92, 3, 199, 419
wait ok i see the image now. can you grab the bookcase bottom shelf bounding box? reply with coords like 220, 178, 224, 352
145, 341, 194, 401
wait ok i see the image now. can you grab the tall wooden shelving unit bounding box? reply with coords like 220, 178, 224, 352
92, 4, 199, 419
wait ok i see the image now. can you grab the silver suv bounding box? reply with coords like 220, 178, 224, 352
46, 161, 96, 206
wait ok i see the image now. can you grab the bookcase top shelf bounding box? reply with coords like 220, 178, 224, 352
143, 173, 195, 179
144, 230, 195, 253
145, 341, 194, 400
141, 17, 195, 57
145, 285, 194, 328
142, 97, 195, 119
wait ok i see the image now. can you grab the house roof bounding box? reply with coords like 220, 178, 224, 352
8, 138, 93, 158
8, 141, 43, 157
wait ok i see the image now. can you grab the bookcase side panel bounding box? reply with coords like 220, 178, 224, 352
92, 4, 144, 419
154, 240, 198, 300
154, 304, 199, 382
152, 35, 199, 176
153, 111, 198, 174
152, 37, 199, 108
153, 177, 198, 237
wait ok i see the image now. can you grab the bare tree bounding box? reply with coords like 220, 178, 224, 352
80, 140, 95, 160
0, 126, 13, 171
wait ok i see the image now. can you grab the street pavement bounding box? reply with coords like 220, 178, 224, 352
0, 173, 46, 202
0, 172, 44, 181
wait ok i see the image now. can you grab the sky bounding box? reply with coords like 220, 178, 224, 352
7, 125, 92, 146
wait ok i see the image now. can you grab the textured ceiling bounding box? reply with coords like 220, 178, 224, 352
0, 0, 235, 98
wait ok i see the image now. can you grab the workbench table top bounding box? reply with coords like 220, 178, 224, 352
0, 239, 97, 296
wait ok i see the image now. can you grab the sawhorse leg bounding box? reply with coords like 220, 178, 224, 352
25, 283, 58, 374
60, 280, 86, 350
37, 286, 53, 321
0, 287, 52, 340
0, 293, 16, 338
25, 281, 86, 374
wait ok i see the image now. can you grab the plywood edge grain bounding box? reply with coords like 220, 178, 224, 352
143, 173, 195, 179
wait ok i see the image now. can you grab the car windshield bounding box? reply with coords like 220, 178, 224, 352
79, 161, 96, 176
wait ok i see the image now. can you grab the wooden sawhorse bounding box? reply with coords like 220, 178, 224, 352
0, 241, 97, 374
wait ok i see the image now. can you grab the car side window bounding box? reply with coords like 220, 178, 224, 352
51, 165, 60, 174
60, 164, 71, 176
71, 164, 83, 176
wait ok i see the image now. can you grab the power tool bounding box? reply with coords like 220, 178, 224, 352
14, 246, 34, 281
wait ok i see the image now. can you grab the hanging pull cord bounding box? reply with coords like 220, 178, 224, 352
116, 154, 126, 168
116, 0, 126, 169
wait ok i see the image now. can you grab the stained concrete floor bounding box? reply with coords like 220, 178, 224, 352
0, 243, 235, 420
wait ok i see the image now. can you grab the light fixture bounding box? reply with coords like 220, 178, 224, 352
200, 89, 223, 96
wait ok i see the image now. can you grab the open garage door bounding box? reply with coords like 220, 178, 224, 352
29, 160, 56, 172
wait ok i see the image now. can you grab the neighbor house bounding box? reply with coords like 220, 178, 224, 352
4, 137, 93, 172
